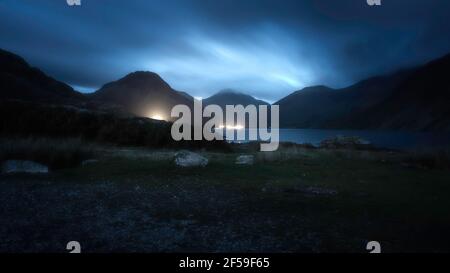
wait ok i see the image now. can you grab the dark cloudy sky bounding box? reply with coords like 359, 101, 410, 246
1, 0, 450, 102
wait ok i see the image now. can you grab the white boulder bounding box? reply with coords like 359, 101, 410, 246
174, 151, 208, 167
235, 155, 254, 165
1, 160, 49, 174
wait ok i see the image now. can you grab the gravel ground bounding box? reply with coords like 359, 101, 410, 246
1, 148, 449, 253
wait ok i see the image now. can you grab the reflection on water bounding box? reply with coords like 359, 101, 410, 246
232, 129, 450, 151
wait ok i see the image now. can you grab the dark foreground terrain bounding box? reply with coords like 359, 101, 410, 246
1, 145, 450, 253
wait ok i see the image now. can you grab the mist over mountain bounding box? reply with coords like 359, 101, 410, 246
277, 53, 450, 131
349, 53, 450, 131
276, 71, 411, 128
2, 48, 450, 131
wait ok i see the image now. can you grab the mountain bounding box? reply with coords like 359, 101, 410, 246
203, 89, 269, 108
91, 71, 193, 120
0, 49, 84, 103
3, 47, 450, 131
348, 53, 450, 131
202, 89, 270, 128
276, 71, 410, 128
276, 53, 450, 131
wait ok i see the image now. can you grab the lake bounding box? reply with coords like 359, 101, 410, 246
232, 129, 450, 151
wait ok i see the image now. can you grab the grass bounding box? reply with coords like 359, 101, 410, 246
403, 148, 450, 169
1, 144, 450, 252
0, 100, 232, 151
0, 137, 95, 169
52, 146, 450, 252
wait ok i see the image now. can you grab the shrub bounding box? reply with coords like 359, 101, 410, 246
0, 100, 230, 151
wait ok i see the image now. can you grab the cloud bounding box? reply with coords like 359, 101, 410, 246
1, 0, 450, 102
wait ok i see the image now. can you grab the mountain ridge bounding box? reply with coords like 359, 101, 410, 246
275, 54, 450, 131
0, 49, 85, 104
2, 48, 450, 131
91, 71, 193, 119
203, 89, 269, 107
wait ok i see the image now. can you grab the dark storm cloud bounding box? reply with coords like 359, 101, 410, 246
1, 0, 450, 101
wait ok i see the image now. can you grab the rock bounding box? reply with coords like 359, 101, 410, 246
1, 160, 49, 174
319, 135, 372, 149
174, 150, 208, 167
235, 155, 254, 165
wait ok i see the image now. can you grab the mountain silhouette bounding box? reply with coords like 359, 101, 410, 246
203, 89, 269, 108
202, 89, 270, 128
348, 53, 450, 131
91, 71, 193, 120
276, 53, 450, 131
0, 49, 84, 103
276, 71, 410, 128
2, 47, 450, 131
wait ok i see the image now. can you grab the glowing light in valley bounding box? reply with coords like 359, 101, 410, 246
218, 124, 244, 130
150, 114, 165, 121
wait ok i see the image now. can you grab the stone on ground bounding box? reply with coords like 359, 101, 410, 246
1, 160, 49, 174
174, 150, 208, 167
235, 155, 254, 165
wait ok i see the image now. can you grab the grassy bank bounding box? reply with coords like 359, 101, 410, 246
0, 100, 230, 151
0, 137, 95, 169
1, 145, 450, 252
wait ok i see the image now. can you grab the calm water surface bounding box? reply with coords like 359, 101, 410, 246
236, 129, 450, 151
